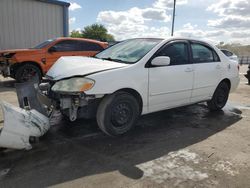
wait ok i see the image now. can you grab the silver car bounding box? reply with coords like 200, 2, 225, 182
221, 49, 239, 63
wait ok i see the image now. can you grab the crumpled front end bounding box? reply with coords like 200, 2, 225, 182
0, 59, 10, 77
0, 101, 50, 150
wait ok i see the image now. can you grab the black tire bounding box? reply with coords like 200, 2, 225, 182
96, 91, 140, 136
207, 81, 230, 111
15, 64, 42, 83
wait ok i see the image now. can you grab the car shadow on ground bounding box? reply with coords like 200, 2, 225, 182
0, 103, 242, 187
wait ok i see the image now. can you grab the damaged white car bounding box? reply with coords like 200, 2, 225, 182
1, 37, 240, 145
38, 37, 239, 136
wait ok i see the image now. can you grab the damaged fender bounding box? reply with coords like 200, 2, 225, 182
0, 101, 50, 150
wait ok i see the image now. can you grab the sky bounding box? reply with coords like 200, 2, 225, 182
68, 0, 250, 44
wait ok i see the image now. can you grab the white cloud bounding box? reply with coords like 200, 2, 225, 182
69, 17, 76, 24
206, 0, 250, 43
95, 0, 249, 44
207, 0, 250, 29
207, 0, 250, 16
183, 23, 197, 30
97, 5, 171, 40
98, 8, 145, 26
98, 7, 170, 25
208, 16, 250, 28
174, 23, 228, 44
98, 9, 170, 39
153, 0, 188, 9
96, 0, 192, 40
107, 25, 170, 40
69, 2, 82, 11
230, 30, 250, 38
142, 8, 170, 22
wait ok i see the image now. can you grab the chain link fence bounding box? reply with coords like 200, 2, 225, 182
239, 56, 250, 65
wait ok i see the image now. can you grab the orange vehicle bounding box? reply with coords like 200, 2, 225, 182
0, 38, 108, 82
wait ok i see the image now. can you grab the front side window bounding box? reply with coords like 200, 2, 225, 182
156, 42, 189, 65
191, 43, 219, 63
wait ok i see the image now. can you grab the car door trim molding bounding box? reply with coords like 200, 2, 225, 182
150, 88, 193, 96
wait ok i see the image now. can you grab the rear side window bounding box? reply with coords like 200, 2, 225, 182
156, 42, 189, 65
53, 40, 78, 51
78, 41, 104, 51
191, 43, 220, 63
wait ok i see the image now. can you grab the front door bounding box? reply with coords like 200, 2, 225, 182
148, 41, 194, 113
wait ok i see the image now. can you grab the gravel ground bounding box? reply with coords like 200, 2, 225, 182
0, 65, 249, 188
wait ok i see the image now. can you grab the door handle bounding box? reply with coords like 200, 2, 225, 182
184, 67, 194, 72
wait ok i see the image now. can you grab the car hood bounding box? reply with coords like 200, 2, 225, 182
0, 49, 39, 54
46, 56, 129, 80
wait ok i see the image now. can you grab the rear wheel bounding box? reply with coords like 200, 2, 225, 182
207, 81, 230, 111
15, 64, 42, 83
96, 91, 140, 136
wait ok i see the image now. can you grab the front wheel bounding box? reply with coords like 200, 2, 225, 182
96, 91, 140, 136
15, 64, 42, 83
207, 82, 230, 111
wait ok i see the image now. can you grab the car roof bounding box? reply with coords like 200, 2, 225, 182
55, 37, 108, 44
124, 37, 214, 45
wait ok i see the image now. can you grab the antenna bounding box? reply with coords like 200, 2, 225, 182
171, 0, 176, 36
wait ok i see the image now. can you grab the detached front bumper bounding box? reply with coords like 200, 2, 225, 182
0, 101, 50, 150
0, 81, 51, 150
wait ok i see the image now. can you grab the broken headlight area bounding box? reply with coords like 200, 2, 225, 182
47, 77, 101, 121
2, 52, 15, 59
51, 77, 95, 94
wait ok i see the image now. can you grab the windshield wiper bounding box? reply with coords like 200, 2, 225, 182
101, 57, 130, 64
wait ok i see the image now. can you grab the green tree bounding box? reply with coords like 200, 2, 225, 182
70, 30, 82, 38
70, 24, 115, 42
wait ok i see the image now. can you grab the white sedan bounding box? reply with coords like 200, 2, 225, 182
43, 37, 240, 136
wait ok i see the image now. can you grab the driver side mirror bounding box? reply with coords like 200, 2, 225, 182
151, 56, 170, 66
48, 46, 57, 53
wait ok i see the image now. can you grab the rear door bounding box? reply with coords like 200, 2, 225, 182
190, 42, 222, 102
148, 41, 194, 112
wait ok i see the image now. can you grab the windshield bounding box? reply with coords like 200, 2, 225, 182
95, 38, 163, 64
32, 39, 55, 49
